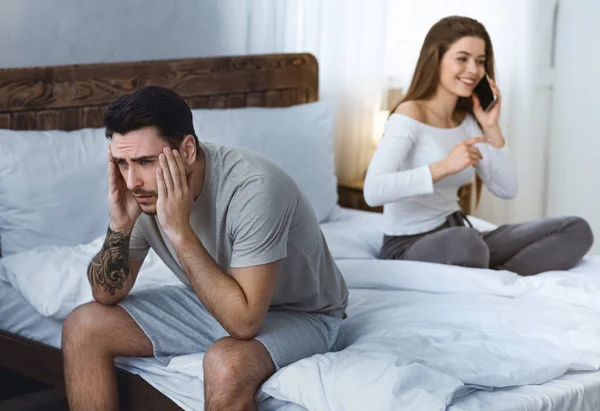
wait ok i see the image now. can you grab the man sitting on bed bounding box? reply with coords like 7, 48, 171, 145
61, 86, 349, 411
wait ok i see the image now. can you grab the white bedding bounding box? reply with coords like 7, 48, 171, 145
2, 209, 600, 411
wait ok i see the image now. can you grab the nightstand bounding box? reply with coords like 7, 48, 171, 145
337, 179, 383, 213
338, 180, 474, 215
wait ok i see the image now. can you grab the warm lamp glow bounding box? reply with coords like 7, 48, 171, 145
372, 110, 390, 147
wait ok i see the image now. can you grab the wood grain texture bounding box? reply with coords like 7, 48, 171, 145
12, 112, 35, 130
0, 330, 179, 410
0, 113, 9, 128
36, 110, 60, 130
0, 53, 318, 131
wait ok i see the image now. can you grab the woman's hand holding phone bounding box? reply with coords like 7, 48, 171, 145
472, 77, 501, 130
473, 77, 505, 148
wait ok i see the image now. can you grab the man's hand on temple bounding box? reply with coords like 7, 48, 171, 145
156, 147, 194, 242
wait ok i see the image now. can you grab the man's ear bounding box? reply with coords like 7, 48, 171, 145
180, 135, 197, 165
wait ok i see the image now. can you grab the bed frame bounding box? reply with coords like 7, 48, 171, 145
0, 53, 318, 410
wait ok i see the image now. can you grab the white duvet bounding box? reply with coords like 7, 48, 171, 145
259, 258, 600, 410
2, 219, 600, 410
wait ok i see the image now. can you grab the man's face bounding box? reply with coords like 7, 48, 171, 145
110, 127, 169, 215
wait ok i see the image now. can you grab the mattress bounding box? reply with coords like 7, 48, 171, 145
2, 208, 600, 411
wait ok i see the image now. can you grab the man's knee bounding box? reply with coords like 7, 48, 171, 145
204, 338, 244, 383
62, 302, 115, 355
203, 337, 274, 386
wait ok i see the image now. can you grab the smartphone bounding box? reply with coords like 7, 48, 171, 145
473, 74, 497, 112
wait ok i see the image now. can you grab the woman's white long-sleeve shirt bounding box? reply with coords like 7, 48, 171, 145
363, 113, 517, 236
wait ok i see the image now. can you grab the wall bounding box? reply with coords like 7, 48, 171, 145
547, 0, 600, 252
0, 0, 231, 68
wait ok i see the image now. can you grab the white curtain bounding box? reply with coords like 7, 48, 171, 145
216, 0, 550, 225
216, 0, 390, 181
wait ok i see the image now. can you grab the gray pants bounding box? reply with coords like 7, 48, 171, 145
380, 213, 594, 276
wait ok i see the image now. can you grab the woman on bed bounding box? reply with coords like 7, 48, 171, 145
363, 15, 593, 276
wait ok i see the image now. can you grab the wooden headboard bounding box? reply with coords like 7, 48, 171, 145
0, 53, 318, 131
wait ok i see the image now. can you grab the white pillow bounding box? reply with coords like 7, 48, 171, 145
321, 208, 384, 259
0, 238, 180, 319
192, 101, 338, 223
0, 102, 338, 256
0, 128, 109, 256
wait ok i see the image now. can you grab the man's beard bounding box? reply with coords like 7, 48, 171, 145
132, 190, 156, 197
143, 209, 157, 216
132, 190, 158, 216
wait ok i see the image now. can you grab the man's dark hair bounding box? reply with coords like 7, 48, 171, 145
104, 86, 199, 151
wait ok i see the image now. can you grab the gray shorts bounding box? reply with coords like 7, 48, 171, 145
118, 285, 342, 370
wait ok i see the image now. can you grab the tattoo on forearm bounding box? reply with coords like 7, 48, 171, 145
87, 227, 131, 296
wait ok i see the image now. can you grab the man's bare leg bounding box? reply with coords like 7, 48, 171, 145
62, 302, 153, 411
203, 337, 275, 411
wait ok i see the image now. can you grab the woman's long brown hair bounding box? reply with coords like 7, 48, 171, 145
392, 16, 496, 208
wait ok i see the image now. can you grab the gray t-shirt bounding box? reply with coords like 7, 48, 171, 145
129, 142, 348, 319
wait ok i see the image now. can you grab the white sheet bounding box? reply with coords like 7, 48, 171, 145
2, 210, 600, 411
0, 280, 63, 346
449, 371, 600, 411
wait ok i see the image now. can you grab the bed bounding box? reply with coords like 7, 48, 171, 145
4, 208, 600, 411
3, 52, 600, 411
